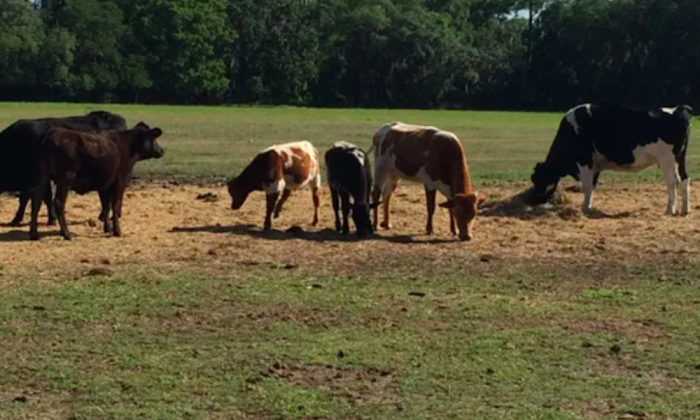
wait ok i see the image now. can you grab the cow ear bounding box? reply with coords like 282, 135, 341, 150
149, 128, 163, 138
438, 201, 454, 209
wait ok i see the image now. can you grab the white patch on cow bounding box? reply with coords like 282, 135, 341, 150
681, 178, 690, 215
265, 178, 286, 195
591, 142, 673, 173
388, 122, 440, 133
414, 166, 452, 198
589, 141, 682, 214
577, 164, 596, 211
661, 107, 677, 115
332, 141, 366, 166
262, 140, 319, 191
565, 104, 591, 135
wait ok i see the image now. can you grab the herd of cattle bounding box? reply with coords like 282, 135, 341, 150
0, 103, 693, 241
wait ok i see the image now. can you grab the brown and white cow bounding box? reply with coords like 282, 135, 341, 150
370, 122, 485, 241
228, 141, 321, 230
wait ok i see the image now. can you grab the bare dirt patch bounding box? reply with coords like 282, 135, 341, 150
265, 362, 394, 406
0, 179, 698, 283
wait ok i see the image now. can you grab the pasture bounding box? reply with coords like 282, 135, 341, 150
0, 103, 699, 420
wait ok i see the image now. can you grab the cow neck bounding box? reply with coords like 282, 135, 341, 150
450, 146, 472, 196
118, 130, 146, 168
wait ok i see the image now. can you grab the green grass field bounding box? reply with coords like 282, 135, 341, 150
0, 103, 699, 420
3, 102, 698, 182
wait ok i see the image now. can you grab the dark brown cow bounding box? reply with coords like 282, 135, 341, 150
370, 122, 485, 241
33, 122, 164, 240
227, 141, 321, 231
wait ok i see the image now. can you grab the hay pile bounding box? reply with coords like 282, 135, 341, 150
481, 187, 581, 220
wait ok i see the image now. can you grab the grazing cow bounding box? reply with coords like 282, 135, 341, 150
34, 122, 164, 240
228, 141, 321, 231
528, 104, 693, 214
370, 122, 485, 241
0, 111, 127, 226
325, 142, 378, 237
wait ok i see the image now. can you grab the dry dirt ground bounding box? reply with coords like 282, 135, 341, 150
0, 179, 697, 284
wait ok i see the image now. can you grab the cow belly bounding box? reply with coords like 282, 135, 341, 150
389, 166, 452, 198
593, 142, 671, 172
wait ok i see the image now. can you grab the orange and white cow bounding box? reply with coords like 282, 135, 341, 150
228, 141, 321, 230
370, 122, 485, 241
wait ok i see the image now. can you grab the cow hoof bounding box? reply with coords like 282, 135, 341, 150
29, 233, 39, 241
342, 229, 349, 236
48, 220, 57, 226
62, 234, 75, 241
263, 225, 272, 232
273, 213, 280, 219
380, 222, 392, 230
10, 220, 22, 227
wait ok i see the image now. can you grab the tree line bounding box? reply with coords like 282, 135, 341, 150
1, 0, 698, 110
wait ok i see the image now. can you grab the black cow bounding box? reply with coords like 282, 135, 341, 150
0, 111, 127, 226
529, 104, 693, 215
33, 122, 164, 240
325, 142, 377, 237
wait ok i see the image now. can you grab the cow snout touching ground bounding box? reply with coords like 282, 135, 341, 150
227, 141, 321, 231
325, 142, 379, 238
370, 122, 485, 241
34, 122, 164, 240
529, 104, 693, 215
439, 192, 485, 241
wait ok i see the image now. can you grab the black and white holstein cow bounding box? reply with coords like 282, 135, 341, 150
529, 104, 693, 215
324, 142, 377, 237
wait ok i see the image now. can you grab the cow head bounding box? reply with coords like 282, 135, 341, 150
352, 201, 382, 237
439, 192, 486, 241
88, 110, 128, 131
528, 162, 559, 205
132, 122, 164, 160
228, 177, 249, 210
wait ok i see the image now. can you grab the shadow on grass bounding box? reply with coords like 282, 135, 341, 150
170, 224, 457, 244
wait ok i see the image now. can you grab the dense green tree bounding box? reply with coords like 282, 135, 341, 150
0, 0, 697, 109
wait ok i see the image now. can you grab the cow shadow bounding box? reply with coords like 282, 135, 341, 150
170, 224, 457, 244
0, 229, 62, 242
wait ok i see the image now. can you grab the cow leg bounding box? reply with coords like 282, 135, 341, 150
273, 189, 292, 219
660, 159, 680, 215
330, 187, 341, 232
579, 165, 595, 212
371, 185, 381, 231
593, 172, 601, 189
44, 182, 57, 226
449, 212, 456, 236
98, 190, 112, 234
340, 190, 351, 235
53, 177, 74, 240
111, 187, 125, 237
311, 185, 320, 227
264, 192, 279, 231
678, 149, 690, 215
377, 178, 398, 230
29, 184, 45, 241
425, 187, 436, 235
11, 192, 30, 226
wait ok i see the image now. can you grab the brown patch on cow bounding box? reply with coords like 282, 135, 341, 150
289, 147, 313, 184
267, 363, 395, 405
380, 128, 433, 177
